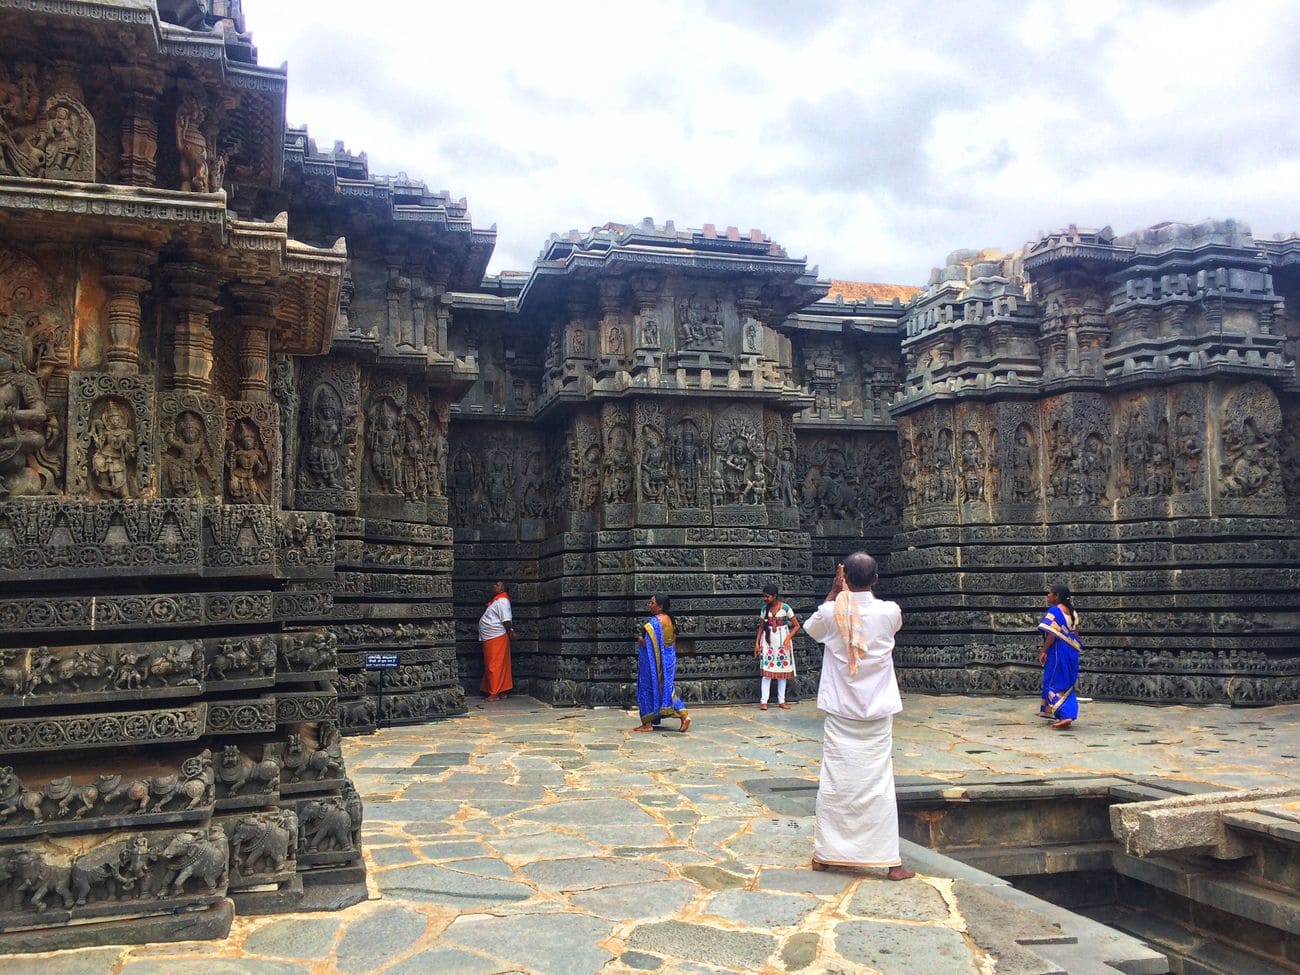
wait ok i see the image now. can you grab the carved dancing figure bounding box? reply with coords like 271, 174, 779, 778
162, 412, 213, 498
89, 400, 137, 498
225, 425, 270, 504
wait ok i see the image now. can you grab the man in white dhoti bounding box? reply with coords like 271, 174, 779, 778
803, 551, 915, 880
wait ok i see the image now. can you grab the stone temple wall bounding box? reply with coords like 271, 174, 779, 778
888, 223, 1300, 705
0, 2, 367, 950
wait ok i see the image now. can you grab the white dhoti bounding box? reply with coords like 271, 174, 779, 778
814, 712, 901, 868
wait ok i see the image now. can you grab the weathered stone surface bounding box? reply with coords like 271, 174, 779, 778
845, 879, 950, 921
571, 879, 699, 920
520, 856, 670, 891
834, 919, 977, 974
704, 889, 820, 927
443, 913, 616, 975
627, 920, 777, 971
334, 906, 428, 974
376, 863, 533, 908
243, 918, 340, 960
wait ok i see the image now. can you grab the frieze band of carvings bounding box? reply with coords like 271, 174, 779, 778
0, 704, 206, 754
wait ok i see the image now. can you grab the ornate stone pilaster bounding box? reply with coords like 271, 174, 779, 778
113, 67, 164, 186
100, 243, 154, 376
165, 264, 220, 392
230, 283, 277, 403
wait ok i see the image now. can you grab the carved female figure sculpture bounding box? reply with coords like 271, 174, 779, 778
638, 426, 668, 503
89, 399, 137, 498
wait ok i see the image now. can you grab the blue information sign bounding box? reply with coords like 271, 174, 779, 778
365, 652, 400, 669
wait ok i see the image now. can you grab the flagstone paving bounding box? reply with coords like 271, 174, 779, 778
4, 694, 1298, 974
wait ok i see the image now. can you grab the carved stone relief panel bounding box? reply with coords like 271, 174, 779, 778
1043, 393, 1114, 507
570, 411, 602, 518
1280, 398, 1300, 507
1115, 391, 1170, 499
1170, 385, 1207, 496
634, 400, 668, 506
362, 375, 408, 498
600, 405, 633, 505
295, 359, 360, 513
68, 373, 154, 500
676, 294, 726, 350
157, 391, 222, 500
712, 402, 764, 506
224, 401, 277, 506
666, 405, 710, 511
1215, 381, 1283, 502
0, 61, 95, 181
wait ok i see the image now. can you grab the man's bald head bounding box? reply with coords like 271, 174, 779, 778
843, 551, 878, 591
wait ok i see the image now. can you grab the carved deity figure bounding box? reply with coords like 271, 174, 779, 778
670, 421, 707, 507
638, 314, 659, 347
605, 324, 625, 357
933, 428, 955, 502
89, 399, 137, 498
814, 449, 855, 519
176, 94, 210, 192
899, 441, 918, 508
300, 384, 346, 490
1149, 422, 1172, 496
450, 450, 474, 524
577, 444, 602, 509
0, 315, 55, 497
775, 446, 798, 507
959, 431, 984, 502
1011, 425, 1037, 503
162, 411, 213, 499
638, 426, 668, 503
720, 435, 760, 505
366, 400, 403, 494
520, 451, 546, 518
225, 423, 270, 504
0, 78, 92, 181
1082, 434, 1110, 505
484, 448, 514, 522
1220, 417, 1274, 498
398, 414, 429, 501
1173, 412, 1203, 493
603, 427, 633, 504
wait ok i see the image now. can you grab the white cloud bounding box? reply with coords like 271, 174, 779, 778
245, 0, 1300, 284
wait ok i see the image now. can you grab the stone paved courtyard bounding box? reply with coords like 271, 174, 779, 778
4, 694, 1298, 975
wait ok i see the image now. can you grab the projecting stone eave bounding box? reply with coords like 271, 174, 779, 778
517, 222, 825, 319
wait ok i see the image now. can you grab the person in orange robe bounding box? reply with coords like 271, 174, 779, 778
478, 580, 514, 701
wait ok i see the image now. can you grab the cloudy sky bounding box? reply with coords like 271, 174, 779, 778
245, 0, 1300, 285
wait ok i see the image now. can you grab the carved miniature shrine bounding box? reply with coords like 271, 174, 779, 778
0, 0, 1296, 954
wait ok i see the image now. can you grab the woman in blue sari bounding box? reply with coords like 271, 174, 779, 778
634, 595, 691, 733
1038, 582, 1081, 729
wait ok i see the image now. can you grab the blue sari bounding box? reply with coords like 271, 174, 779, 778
1038, 604, 1081, 721
637, 613, 687, 723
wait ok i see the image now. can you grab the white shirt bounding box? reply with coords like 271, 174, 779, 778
478, 596, 513, 641
804, 590, 903, 721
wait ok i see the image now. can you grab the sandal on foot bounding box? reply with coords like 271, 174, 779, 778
886, 865, 916, 881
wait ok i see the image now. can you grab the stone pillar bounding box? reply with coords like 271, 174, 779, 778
430, 273, 449, 354
100, 243, 154, 376
165, 264, 220, 391
113, 68, 163, 186
230, 282, 277, 402
411, 285, 431, 351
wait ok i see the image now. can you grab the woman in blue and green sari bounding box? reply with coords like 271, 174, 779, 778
1038, 582, 1081, 729
634, 595, 691, 733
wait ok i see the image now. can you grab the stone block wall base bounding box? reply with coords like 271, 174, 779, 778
230, 874, 304, 915
298, 873, 369, 912
0, 898, 234, 954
